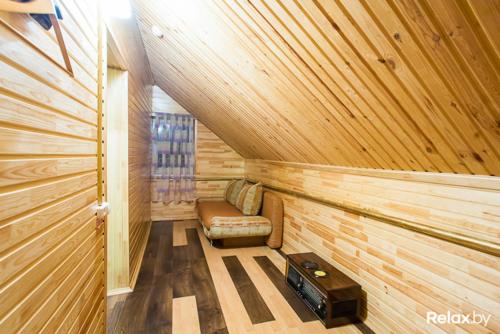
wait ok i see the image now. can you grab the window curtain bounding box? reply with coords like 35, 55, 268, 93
151, 113, 196, 203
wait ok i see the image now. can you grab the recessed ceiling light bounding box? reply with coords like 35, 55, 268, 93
151, 25, 164, 39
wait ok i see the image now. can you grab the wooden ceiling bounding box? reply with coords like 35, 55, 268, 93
133, 0, 500, 175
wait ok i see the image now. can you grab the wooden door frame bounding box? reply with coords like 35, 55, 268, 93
97, 4, 107, 328
98, 12, 133, 325
105, 67, 131, 295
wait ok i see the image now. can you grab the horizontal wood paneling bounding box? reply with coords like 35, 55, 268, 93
0, 60, 97, 124
0, 218, 103, 333
0, 127, 96, 155
0, 187, 97, 253
0, 24, 97, 110
0, 157, 97, 188
151, 201, 198, 222
135, 0, 500, 175
0, 1, 104, 333
0, 11, 97, 93
246, 159, 500, 333
195, 122, 245, 179
151, 87, 244, 221
0, 95, 97, 140
0, 172, 96, 222
246, 160, 500, 249
195, 179, 232, 200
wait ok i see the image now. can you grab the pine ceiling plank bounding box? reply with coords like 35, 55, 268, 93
295, 0, 440, 172
316, 0, 473, 174
281, 0, 426, 170
363, 0, 500, 175
388, 0, 500, 168
138, 4, 299, 162
213, 0, 364, 166
144, 29, 286, 159
136, 0, 330, 162
246, 0, 390, 168
337, 0, 492, 174
142, 28, 275, 159
132, 0, 500, 176
254, 0, 409, 170
155, 69, 263, 159
136, 3, 278, 160
464, 0, 500, 63
156, 1, 339, 164
153, 69, 260, 158
219, 0, 378, 168
424, 0, 500, 108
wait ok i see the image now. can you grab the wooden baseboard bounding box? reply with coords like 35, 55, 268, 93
129, 220, 152, 290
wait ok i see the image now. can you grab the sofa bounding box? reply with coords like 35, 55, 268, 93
197, 180, 283, 248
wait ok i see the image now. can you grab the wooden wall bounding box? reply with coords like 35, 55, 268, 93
0, 0, 105, 332
135, 0, 500, 175
195, 122, 245, 198
106, 17, 153, 288
153, 85, 191, 115
106, 68, 130, 293
151, 87, 244, 221
246, 159, 500, 333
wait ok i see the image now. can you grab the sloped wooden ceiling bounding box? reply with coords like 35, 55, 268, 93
134, 0, 500, 175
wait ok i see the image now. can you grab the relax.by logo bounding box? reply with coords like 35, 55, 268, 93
426, 311, 492, 326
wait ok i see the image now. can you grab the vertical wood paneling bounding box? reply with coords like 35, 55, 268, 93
150, 87, 244, 221
0, 0, 104, 332
246, 159, 500, 334
106, 16, 154, 289
106, 69, 130, 293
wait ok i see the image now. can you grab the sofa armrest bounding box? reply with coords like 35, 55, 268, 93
261, 192, 284, 248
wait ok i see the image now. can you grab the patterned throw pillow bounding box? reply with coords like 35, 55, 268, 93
224, 180, 237, 202
228, 179, 246, 206
241, 182, 263, 215
236, 184, 252, 211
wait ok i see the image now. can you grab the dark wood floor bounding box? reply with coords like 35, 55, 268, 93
107, 222, 226, 333
108, 221, 372, 334
222, 255, 275, 324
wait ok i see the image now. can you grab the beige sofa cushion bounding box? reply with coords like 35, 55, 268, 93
198, 200, 242, 230
197, 191, 283, 249
203, 216, 272, 239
